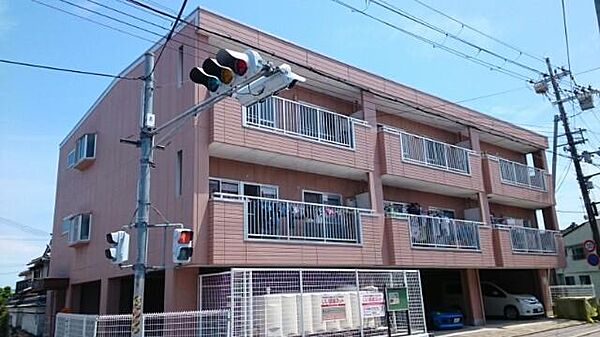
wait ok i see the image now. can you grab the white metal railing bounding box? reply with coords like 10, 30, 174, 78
397, 130, 471, 174
495, 224, 558, 254
388, 213, 482, 250
54, 313, 97, 337
243, 96, 362, 149
498, 157, 546, 191
214, 193, 367, 244
550, 285, 596, 303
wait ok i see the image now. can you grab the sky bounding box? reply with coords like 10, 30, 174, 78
1, 0, 600, 287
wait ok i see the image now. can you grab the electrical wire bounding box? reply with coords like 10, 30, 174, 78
561, 0, 571, 71
556, 161, 572, 192
409, 0, 545, 63
329, 0, 532, 81
0, 217, 50, 237
371, 0, 544, 75
0, 58, 140, 80
149, 0, 187, 76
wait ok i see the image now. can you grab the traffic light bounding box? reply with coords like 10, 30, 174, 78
105, 230, 130, 264
236, 64, 306, 107
190, 48, 266, 95
172, 228, 193, 264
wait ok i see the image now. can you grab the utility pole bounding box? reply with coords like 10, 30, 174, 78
131, 52, 155, 337
546, 57, 600, 257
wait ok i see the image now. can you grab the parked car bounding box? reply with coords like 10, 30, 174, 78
429, 307, 464, 330
481, 281, 544, 319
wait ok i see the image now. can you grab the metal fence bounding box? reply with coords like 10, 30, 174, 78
215, 193, 366, 244
199, 268, 428, 337
244, 96, 360, 149
506, 226, 557, 254
394, 214, 482, 250
55, 310, 230, 337
498, 158, 546, 191
549, 285, 596, 304
399, 131, 471, 174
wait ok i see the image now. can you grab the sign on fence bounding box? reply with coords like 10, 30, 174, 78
361, 292, 385, 318
386, 287, 409, 312
321, 294, 347, 321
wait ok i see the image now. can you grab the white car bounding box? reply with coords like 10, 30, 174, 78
481, 281, 544, 319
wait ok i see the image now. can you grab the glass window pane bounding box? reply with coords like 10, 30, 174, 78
221, 181, 239, 194
80, 214, 91, 241
303, 192, 322, 204
85, 134, 96, 158
260, 186, 278, 199
209, 179, 220, 196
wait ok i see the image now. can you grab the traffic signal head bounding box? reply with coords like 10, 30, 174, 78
172, 228, 193, 264
236, 63, 306, 107
189, 67, 220, 92
105, 231, 130, 264
202, 58, 234, 85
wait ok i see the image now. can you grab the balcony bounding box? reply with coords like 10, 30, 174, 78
483, 155, 554, 208
207, 194, 383, 266
15, 279, 33, 293
210, 96, 372, 179
384, 213, 496, 268
493, 225, 565, 268
378, 126, 484, 196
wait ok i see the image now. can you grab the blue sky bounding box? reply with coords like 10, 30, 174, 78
1, 0, 599, 286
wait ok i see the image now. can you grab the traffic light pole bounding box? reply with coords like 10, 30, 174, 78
546, 58, 600, 257
131, 52, 154, 337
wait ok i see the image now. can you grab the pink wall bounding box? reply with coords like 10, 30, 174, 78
480, 141, 526, 164
278, 86, 357, 116
377, 112, 461, 144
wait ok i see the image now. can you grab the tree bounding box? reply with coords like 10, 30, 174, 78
0, 286, 12, 337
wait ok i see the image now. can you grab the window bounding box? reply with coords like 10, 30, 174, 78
66, 150, 76, 168
175, 150, 183, 197
303, 190, 342, 206
579, 275, 592, 285
177, 45, 184, 88
482, 283, 506, 298
61, 217, 71, 235
209, 178, 278, 199
69, 133, 96, 170
429, 207, 455, 219
565, 276, 576, 285
67, 213, 92, 245
384, 201, 409, 214
571, 245, 586, 260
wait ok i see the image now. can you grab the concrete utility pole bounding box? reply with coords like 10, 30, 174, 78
546, 58, 600, 257
131, 52, 155, 337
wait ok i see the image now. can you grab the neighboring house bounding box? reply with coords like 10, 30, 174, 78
557, 220, 600, 295
7, 246, 50, 337
46, 7, 564, 334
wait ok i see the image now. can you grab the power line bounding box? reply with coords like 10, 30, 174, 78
409, 0, 545, 63
371, 0, 544, 75
329, 0, 532, 81
149, 0, 187, 76
0, 217, 50, 237
0, 58, 139, 80
556, 161, 572, 192
561, 0, 572, 71
575, 66, 600, 76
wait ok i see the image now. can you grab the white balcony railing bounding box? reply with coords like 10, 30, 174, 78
243, 96, 362, 149
398, 130, 471, 174
214, 193, 367, 244
389, 213, 481, 250
508, 225, 557, 254
498, 158, 546, 191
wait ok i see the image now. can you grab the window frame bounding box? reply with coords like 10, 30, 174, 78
176, 45, 184, 88
565, 276, 576, 285
383, 200, 409, 214
428, 206, 456, 219
209, 177, 279, 199
571, 244, 586, 260
67, 213, 92, 245
175, 150, 183, 197
302, 189, 343, 206
579, 275, 592, 285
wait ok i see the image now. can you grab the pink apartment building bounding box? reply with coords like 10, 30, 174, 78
46, 7, 565, 334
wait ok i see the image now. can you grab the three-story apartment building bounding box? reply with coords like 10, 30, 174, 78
47, 7, 565, 334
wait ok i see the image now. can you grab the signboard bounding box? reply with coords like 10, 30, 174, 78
584, 239, 596, 253
385, 287, 409, 312
587, 253, 599, 267
321, 294, 346, 321
361, 292, 385, 318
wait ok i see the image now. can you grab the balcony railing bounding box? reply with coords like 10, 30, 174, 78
398, 130, 471, 174
243, 96, 363, 149
214, 193, 367, 244
498, 158, 546, 191
389, 213, 481, 250
15, 279, 32, 293
496, 224, 557, 254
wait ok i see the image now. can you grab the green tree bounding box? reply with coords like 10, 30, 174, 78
0, 286, 12, 337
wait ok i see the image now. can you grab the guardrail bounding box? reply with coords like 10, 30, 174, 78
243, 96, 363, 149
498, 157, 546, 191
388, 213, 482, 250
549, 285, 596, 304
495, 224, 558, 254
389, 128, 471, 174
214, 193, 368, 244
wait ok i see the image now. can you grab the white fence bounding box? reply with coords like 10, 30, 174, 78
549, 285, 596, 308
387, 213, 481, 250
498, 158, 546, 191
199, 268, 428, 337
54, 310, 230, 337
215, 193, 366, 244
399, 131, 471, 174
507, 226, 557, 254
244, 96, 361, 149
